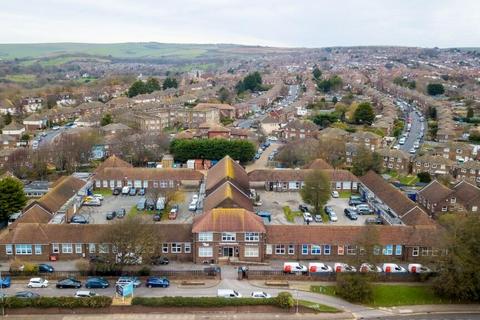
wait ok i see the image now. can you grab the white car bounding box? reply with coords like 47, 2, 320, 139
188, 201, 198, 211
331, 191, 339, 198
409, 148, 416, 154
93, 194, 104, 201
398, 137, 406, 145
303, 212, 313, 223
393, 144, 400, 150
28, 278, 48, 288
192, 194, 199, 202
329, 211, 338, 222
75, 290, 97, 298
251, 291, 271, 298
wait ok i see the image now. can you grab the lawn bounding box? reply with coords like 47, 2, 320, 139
398, 175, 419, 186
3, 74, 36, 83
283, 206, 302, 223
297, 300, 340, 313
92, 188, 113, 197
338, 191, 353, 198
310, 285, 451, 307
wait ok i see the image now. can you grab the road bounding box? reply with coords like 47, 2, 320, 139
396, 100, 426, 154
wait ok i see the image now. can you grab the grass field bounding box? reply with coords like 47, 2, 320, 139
2, 74, 37, 83
298, 300, 340, 313
310, 285, 452, 307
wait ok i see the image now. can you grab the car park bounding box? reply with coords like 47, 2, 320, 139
75, 290, 97, 298
116, 276, 141, 288
217, 289, 242, 298
283, 262, 307, 274
138, 188, 146, 196
85, 277, 109, 289
299, 204, 309, 212
356, 204, 373, 215
308, 262, 333, 273
112, 188, 121, 196
38, 263, 54, 273
382, 263, 407, 273
136, 198, 146, 211
15, 291, 39, 299
71, 215, 88, 224
117, 208, 126, 218
93, 194, 104, 201
303, 212, 313, 223
0, 276, 11, 288
331, 190, 339, 198
121, 186, 130, 195
344, 207, 358, 220
106, 211, 116, 220
251, 291, 271, 298
146, 277, 170, 288
334, 263, 356, 273
56, 278, 82, 289
359, 263, 382, 273
150, 256, 169, 265
28, 278, 48, 288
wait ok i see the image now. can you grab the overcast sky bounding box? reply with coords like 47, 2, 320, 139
1, 0, 479, 48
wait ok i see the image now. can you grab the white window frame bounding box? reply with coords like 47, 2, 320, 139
52, 243, 60, 254
198, 232, 213, 242
412, 246, 419, 257
383, 244, 393, 256
288, 244, 295, 255
184, 243, 191, 254
199, 247, 213, 257
171, 243, 182, 254
221, 232, 236, 242
5, 244, 13, 255
311, 245, 321, 255
15, 244, 32, 255
337, 245, 344, 255
162, 243, 169, 253
245, 232, 259, 242
244, 246, 259, 257
62, 243, 73, 254
88, 243, 96, 254
75, 244, 82, 254
301, 244, 309, 255
346, 245, 356, 255
35, 244, 42, 255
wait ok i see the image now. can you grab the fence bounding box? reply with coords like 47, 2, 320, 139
244, 270, 432, 282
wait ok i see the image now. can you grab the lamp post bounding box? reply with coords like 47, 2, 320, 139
295, 289, 299, 314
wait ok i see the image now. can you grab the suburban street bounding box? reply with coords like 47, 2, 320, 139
397, 101, 425, 154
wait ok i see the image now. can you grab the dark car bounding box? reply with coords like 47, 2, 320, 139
146, 277, 170, 288
71, 215, 88, 224
348, 199, 364, 206
38, 263, 54, 273
56, 278, 81, 289
344, 208, 358, 220
15, 291, 40, 299
298, 204, 309, 213
146, 199, 156, 210
85, 277, 109, 289
112, 188, 121, 196
0, 276, 11, 288
106, 211, 116, 220
324, 206, 334, 215
365, 217, 383, 225
204, 265, 221, 275
89, 255, 107, 263
116, 208, 126, 218
129, 188, 137, 196
150, 256, 169, 265
153, 213, 161, 221
138, 188, 146, 196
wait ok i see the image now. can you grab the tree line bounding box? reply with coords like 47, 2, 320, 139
170, 139, 256, 163
127, 77, 178, 98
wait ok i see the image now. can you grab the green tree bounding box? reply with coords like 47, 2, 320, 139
353, 102, 375, 125
169, 139, 256, 163
20, 133, 30, 141
352, 146, 382, 176
311, 112, 339, 128
127, 80, 147, 98
3, 112, 12, 125
101, 114, 113, 126
300, 170, 331, 214
236, 72, 263, 94
316, 79, 332, 93
434, 214, 480, 301
0, 177, 27, 221
336, 274, 373, 304
427, 83, 445, 96
145, 77, 161, 92
417, 172, 432, 183
467, 107, 474, 119
427, 106, 437, 120
332, 96, 338, 104
218, 87, 231, 104
162, 77, 178, 90
312, 67, 322, 80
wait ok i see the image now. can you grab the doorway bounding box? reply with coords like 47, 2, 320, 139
222, 247, 234, 257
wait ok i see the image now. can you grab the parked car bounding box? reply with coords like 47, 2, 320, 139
136, 198, 146, 211
283, 262, 307, 274
38, 264, 54, 273
0, 276, 11, 288
169, 204, 179, 220
71, 215, 88, 224
15, 291, 39, 299
75, 290, 97, 298
331, 190, 339, 198
204, 266, 221, 275
106, 211, 116, 220
308, 263, 333, 273
93, 194, 104, 201
156, 197, 166, 210
217, 289, 242, 298
138, 188, 146, 196
85, 277, 109, 289
84, 198, 101, 206
344, 208, 358, 220
153, 213, 161, 221
146, 277, 170, 288
298, 204, 309, 212
56, 278, 82, 289
116, 276, 141, 288
356, 204, 373, 215
314, 214, 323, 223
382, 263, 407, 273
150, 256, 169, 265
27, 278, 48, 288
112, 188, 121, 196
359, 263, 382, 273
192, 194, 199, 202
329, 211, 338, 222
121, 186, 130, 195
251, 291, 271, 298
334, 263, 356, 273
117, 208, 126, 218
146, 199, 155, 210
348, 199, 364, 206
128, 188, 137, 196
188, 200, 198, 211
303, 212, 313, 223
365, 217, 383, 225
408, 263, 432, 274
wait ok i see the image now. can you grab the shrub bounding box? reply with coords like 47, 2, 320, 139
275, 292, 294, 309
138, 266, 151, 276
2, 296, 112, 309
336, 274, 373, 304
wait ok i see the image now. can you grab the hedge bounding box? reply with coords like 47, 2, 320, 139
1, 296, 112, 309
132, 292, 294, 309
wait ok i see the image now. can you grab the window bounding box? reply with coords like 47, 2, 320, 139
162, 243, 169, 253
395, 245, 402, 256
99, 244, 109, 254
472, 206, 478, 212
383, 245, 393, 255
62, 243, 73, 254
244, 247, 259, 257
359, 246, 366, 255
198, 232, 213, 242
199, 247, 213, 257
301, 244, 309, 255
245, 232, 259, 242
451, 197, 456, 204
412, 246, 419, 257
442, 206, 447, 212
52, 243, 60, 254
346, 245, 356, 255
184, 243, 191, 254
35, 245, 42, 255
5, 244, 13, 255
288, 245, 295, 255
15, 244, 32, 255
324, 245, 331, 255
171, 243, 182, 253
421, 247, 432, 256
337, 246, 344, 255
221, 232, 236, 242
75, 244, 82, 254
275, 245, 285, 255
311, 245, 321, 255
88, 243, 96, 254
373, 245, 381, 255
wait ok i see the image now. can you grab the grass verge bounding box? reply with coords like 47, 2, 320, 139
93, 188, 113, 197
283, 206, 302, 223
298, 300, 340, 313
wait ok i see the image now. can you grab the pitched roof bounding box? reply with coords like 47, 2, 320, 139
265, 225, 439, 246
194, 103, 234, 111
248, 169, 358, 182
205, 156, 250, 194
94, 155, 133, 174
305, 159, 333, 170
101, 123, 131, 131
13, 205, 52, 226
376, 148, 410, 160
203, 181, 253, 212
452, 180, 480, 207
192, 208, 265, 233
3, 121, 24, 131
95, 167, 203, 182
400, 207, 435, 226
418, 180, 453, 203
284, 119, 318, 131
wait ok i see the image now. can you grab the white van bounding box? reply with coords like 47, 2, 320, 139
156, 197, 166, 210
408, 263, 432, 274
308, 263, 333, 273
217, 289, 242, 298
121, 186, 130, 195
334, 263, 356, 273
382, 263, 407, 273
283, 262, 307, 274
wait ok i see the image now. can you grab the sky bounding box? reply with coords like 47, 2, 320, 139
1, 0, 480, 48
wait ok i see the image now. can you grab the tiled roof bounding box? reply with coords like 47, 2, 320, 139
376, 148, 410, 160
194, 103, 234, 111
205, 156, 250, 194
3, 121, 24, 131
452, 180, 480, 207
248, 169, 358, 182
94, 155, 133, 174
192, 208, 265, 233
305, 159, 333, 170
203, 181, 253, 212
12, 205, 52, 226
95, 167, 204, 182
284, 119, 318, 131
418, 180, 453, 204
400, 207, 435, 226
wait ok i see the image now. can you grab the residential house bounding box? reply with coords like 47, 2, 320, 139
417, 180, 456, 215
282, 120, 318, 140
376, 148, 411, 174
453, 161, 480, 185
260, 116, 281, 135
2, 122, 25, 137
350, 131, 383, 151
193, 103, 235, 119
23, 114, 47, 131
411, 155, 454, 177
0, 134, 17, 150
431, 142, 474, 162
101, 123, 132, 135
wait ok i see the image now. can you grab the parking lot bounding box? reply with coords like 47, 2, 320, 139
76, 189, 201, 224
255, 190, 373, 226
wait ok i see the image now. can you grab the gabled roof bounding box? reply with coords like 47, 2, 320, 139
101, 123, 131, 131
205, 156, 250, 195
400, 207, 435, 226
13, 205, 52, 226
452, 180, 480, 207
95, 167, 203, 182
3, 121, 24, 131
203, 181, 253, 212
284, 119, 318, 131
32, 176, 86, 214
305, 159, 333, 170
192, 208, 265, 233
94, 155, 133, 174
418, 180, 453, 204
248, 169, 358, 182
193, 103, 234, 111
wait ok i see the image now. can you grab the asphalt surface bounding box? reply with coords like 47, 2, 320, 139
397, 100, 425, 154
